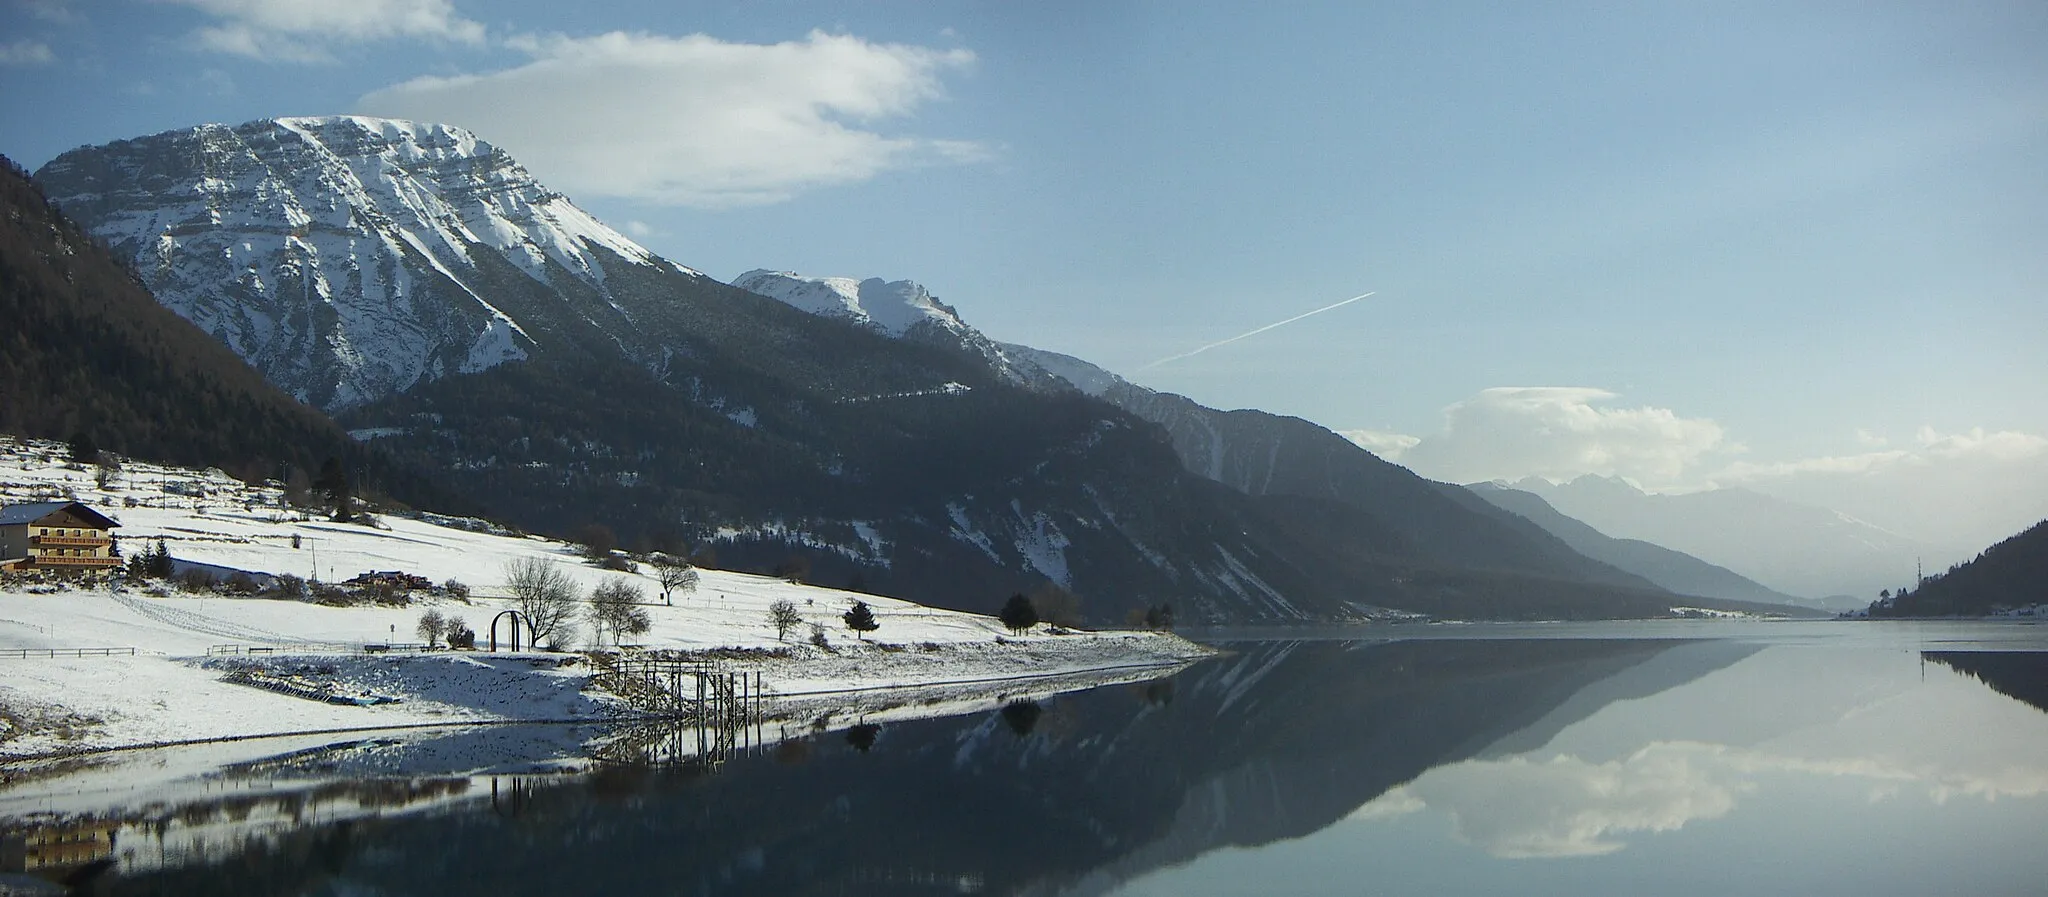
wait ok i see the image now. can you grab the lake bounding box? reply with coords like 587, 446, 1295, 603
4, 620, 2046, 896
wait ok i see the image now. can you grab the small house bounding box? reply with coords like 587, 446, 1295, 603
0, 501, 121, 571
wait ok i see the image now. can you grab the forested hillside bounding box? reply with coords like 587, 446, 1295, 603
0, 156, 433, 504
1870, 521, 2048, 617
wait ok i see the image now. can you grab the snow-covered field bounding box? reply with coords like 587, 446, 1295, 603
0, 437, 1210, 759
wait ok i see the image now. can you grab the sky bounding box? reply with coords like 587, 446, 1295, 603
2, 0, 2044, 545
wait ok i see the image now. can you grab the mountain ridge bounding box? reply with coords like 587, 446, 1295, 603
1464, 481, 1807, 607
38, 116, 1797, 624
1508, 474, 1952, 603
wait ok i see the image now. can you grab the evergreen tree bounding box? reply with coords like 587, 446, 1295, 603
843, 599, 879, 639
315, 456, 355, 522
146, 539, 174, 579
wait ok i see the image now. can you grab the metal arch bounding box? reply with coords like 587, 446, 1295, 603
490, 610, 529, 652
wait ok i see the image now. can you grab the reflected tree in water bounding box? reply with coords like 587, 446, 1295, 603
1001, 700, 1043, 737
845, 723, 881, 753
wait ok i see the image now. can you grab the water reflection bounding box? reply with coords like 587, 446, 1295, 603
3, 632, 2046, 896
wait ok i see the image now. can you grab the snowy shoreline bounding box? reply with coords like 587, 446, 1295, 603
0, 436, 1213, 764
0, 589, 1212, 762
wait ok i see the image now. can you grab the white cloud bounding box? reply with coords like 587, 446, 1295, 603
166, 0, 484, 62
1410, 745, 1744, 858
356, 30, 983, 208
1366, 386, 2048, 545
1714, 426, 2048, 547
19, 0, 76, 24
1404, 736, 2048, 859
1395, 387, 1729, 489
0, 39, 55, 65
1336, 429, 1420, 461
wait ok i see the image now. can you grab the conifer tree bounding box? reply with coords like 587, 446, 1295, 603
843, 599, 879, 639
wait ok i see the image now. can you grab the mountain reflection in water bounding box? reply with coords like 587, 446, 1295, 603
8, 632, 2047, 897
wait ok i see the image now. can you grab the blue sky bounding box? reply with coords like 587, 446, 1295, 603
3, 0, 2044, 541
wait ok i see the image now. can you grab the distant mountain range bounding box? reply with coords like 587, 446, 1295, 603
1501, 475, 1950, 606
1463, 482, 1806, 608
717, 280, 1820, 618
32, 115, 1809, 623
988, 344, 1674, 593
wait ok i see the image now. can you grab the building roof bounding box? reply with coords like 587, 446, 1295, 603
0, 501, 120, 528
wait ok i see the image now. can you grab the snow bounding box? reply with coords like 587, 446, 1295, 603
732, 269, 971, 338
997, 342, 1131, 397
36, 116, 697, 409
0, 436, 1208, 759
1010, 502, 1073, 588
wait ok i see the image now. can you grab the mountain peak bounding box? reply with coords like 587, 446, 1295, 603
36, 115, 701, 409
731, 269, 1067, 389
731, 269, 968, 338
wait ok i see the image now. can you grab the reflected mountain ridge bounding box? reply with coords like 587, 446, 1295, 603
1923, 652, 2048, 715
59, 638, 1748, 896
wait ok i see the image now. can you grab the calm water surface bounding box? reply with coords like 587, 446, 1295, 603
4, 621, 2045, 896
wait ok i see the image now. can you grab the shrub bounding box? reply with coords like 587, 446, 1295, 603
442, 579, 470, 600
177, 568, 216, 593
808, 623, 832, 651
310, 582, 353, 606
268, 573, 308, 600
446, 618, 476, 650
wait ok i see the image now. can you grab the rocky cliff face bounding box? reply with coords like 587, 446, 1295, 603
36, 116, 697, 410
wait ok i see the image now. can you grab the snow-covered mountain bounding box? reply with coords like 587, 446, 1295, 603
731, 269, 1059, 387
35, 116, 700, 409
731, 270, 966, 338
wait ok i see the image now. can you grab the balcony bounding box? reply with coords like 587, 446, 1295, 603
31, 555, 120, 567
32, 534, 111, 547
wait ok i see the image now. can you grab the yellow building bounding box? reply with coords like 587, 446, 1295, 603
0, 502, 121, 571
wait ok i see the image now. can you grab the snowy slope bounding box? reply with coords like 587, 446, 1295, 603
731, 270, 971, 338
732, 269, 1059, 386
34, 116, 702, 409
999, 341, 1132, 396
0, 436, 1207, 758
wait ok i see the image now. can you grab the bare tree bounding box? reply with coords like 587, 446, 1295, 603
590, 578, 651, 647
652, 554, 699, 605
415, 609, 447, 647
503, 557, 580, 649
1029, 581, 1084, 628
769, 598, 803, 642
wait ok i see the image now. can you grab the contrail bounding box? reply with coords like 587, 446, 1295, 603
1137, 291, 1376, 371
